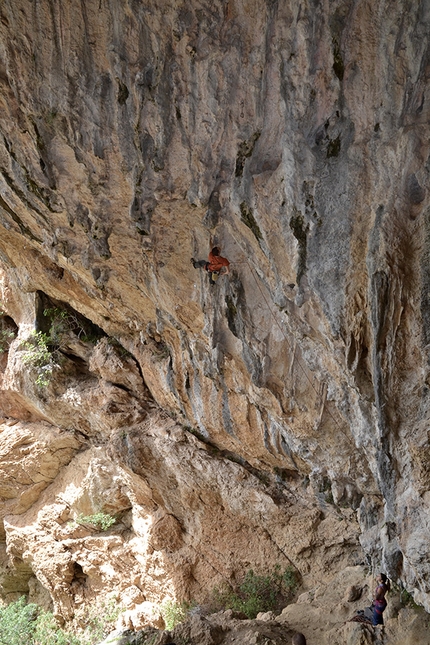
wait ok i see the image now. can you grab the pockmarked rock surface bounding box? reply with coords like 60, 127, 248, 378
0, 0, 430, 631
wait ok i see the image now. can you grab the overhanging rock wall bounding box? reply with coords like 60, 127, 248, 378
0, 0, 430, 616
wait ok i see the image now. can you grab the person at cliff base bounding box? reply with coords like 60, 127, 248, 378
371, 573, 390, 625
191, 246, 230, 285
352, 572, 390, 626
292, 632, 306, 645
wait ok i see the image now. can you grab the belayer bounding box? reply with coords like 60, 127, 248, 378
353, 572, 391, 626
191, 246, 230, 285
371, 573, 390, 625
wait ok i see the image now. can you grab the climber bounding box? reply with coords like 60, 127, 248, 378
191, 246, 230, 285
292, 633, 306, 645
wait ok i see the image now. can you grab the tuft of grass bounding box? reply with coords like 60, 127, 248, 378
397, 586, 421, 609
42, 306, 102, 346
76, 512, 116, 531
0, 595, 123, 645
72, 597, 122, 644
33, 610, 81, 645
160, 599, 194, 630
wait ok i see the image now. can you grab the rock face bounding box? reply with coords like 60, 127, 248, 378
122, 566, 430, 645
0, 0, 430, 625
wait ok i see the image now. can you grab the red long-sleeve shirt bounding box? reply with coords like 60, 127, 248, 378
207, 251, 230, 272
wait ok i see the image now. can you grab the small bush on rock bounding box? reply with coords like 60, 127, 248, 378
212, 565, 299, 619
0, 596, 79, 645
0, 596, 38, 645
33, 611, 81, 645
76, 512, 116, 531
18, 305, 103, 388
42, 307, 101, 346
161, 599, 194, 630
20, 331, 59, 388
0, 595, 122, 645
70, 597, 122, 644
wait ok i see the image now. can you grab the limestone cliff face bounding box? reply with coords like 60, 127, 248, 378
0, 0, 429, 622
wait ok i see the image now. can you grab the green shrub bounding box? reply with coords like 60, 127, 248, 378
42, 307, 99, 345
0, 597, 79, 645
18, 305, 102, 388
212, 565, 299, 619
20, 331, 59, 387
70, 597, 122, 645
395, 586, 420, 609
33, 611, 81, 645
76, 512, 116, 531
42, 307, 71, 346
160, 599, 193, 630
0, 596, 38, 645
0, 595, 122, 645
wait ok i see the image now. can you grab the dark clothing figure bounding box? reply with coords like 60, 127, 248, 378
292, 634, 306, 645
192, 259, 210, 269
372, 596, 387, 625
372, 575, 390, 625
191, 247, 230, 284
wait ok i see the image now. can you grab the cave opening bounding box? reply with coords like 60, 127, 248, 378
0, 311, 18, 357
35, 291, 106, 343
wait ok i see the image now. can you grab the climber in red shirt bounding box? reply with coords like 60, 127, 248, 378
191, 246, 230, 284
